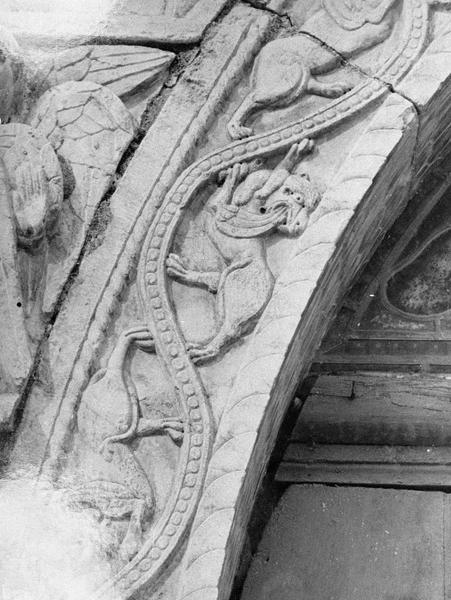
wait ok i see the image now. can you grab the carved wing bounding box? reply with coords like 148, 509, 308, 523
43, 45, 174, 103
28, 80, 135, 313
323, 0, 398, 29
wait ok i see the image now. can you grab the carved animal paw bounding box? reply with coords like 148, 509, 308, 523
227, 120, 253, 140
295, 138, 314, 157
100, 440, 115, 463
187, 342, 220, 364
221, 161, 251, 186
284, 139, 314, 167
119, 533, 141, 562
322, 81, 354, 99
218, 159, 262, 184
166, 253, 190, 281
162, 418, 184, 444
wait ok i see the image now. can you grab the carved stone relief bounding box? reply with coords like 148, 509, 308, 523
0, 0, 230, 47
166, 140, 320, 362
0, 29, 174, 429
227, 0, 399, 139
3, 1, 451, 600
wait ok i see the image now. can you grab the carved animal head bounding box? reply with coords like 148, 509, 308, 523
263, 173, 321, 236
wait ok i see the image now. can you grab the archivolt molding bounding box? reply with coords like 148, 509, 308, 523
179, 92, 418, 600
6, 1, 451, 600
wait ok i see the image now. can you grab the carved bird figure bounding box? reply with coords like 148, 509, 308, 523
0, 26, 174, 412
0, 25, 175, 123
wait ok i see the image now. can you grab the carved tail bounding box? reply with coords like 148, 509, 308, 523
99, 328, 148, 451
87, 1, 429, 598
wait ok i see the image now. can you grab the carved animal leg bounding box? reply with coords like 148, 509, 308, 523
107, 325, 154, 372
119, 498, 151, 561
227, 93, 258, 140
307, 77, 354, 99
136, 417, 184, 444
187, 323, 239, 364
166, 253, 221, 292
188, 258, 273, 363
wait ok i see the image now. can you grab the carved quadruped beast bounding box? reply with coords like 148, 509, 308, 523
229, 0, 451, 139
228, 0, 401, 139
230, 0, 451, 139
166, 139, 321, 363
18, 0, 451, 596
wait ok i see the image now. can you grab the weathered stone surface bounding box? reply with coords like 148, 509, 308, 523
0, 27, 175, 430
241, 485, 448, 600
0, 0, 230, 47
2, 1, 451, 599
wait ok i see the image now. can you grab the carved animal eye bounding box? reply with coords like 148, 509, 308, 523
283, 187, 291, 194
259, 207, 267, 214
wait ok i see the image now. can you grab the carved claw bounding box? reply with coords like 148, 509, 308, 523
116, 325, 154, 354
162, 418, 184, 444
123, 325, 153, 340
166, 253, 190, 280
296, 138, 314, 156
218, 162, 247, 185
100, 440, 115, 463
125, 325, 155, 352
228, 120, 253, 140
187, 342, 220, 364
119, 532, 141, 562
228, 162, 250, 187
320, 81, 354, 99
285, 139, 314, 166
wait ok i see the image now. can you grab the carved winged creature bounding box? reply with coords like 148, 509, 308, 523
227, 0, 450, 139
167, 140, 321, 363
0, 26, 174, 124
0, 26, 174, 411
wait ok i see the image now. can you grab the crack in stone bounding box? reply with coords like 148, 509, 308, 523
235, 1, 426, 118
293, 29, 422, 116
240, 0, 293, 25
5, 13, 232, 460
26, 2, 259, 480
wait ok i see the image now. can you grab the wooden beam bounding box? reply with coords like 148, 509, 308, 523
292, 373, 451, 446
277, 444, 451, 488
